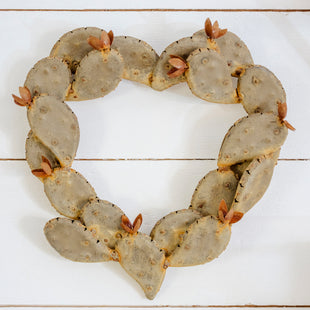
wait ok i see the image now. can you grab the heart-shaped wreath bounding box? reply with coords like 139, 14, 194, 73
13, 18, 294, 300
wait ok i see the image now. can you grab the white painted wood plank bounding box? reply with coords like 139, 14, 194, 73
3, 308, 310, 310
0, 0, 309, 10
1, 11, 309, 159
0, 160, 309, 305
0, 305, 310, 310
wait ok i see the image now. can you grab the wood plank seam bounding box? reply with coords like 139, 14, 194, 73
0, 158, 308, 161
1, 8, 310, 12
1, 305, 310, 308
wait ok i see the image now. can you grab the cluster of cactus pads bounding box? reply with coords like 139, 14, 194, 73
13, 18, 295, 300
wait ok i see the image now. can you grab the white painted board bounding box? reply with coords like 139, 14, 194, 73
0, 0, 309, 10
0, 160, 309, 305
0, 7, 309, 309
1, 11, 309, 159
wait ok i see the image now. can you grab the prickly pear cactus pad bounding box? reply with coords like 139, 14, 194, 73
13, 18, 295, 300
150, 209, 202, 255
111, 36, 159, 86
151, 36, 208, 91
67, 49, 124, 101
186, 48, 237, 103
24, 57, 71, 100
44, 217, 112, 262
81, 199, 126, 248
190, 169, 238, 217
25, 130, 60, 173
50, 27, 103, 73
238, 65, 286, 114
27, 95, 79, 167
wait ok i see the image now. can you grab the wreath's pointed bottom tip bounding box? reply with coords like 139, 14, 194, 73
115, 233, 166, 300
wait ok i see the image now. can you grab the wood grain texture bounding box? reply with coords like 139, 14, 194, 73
1, 307, 310, 309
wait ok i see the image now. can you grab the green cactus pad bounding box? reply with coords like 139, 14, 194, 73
111, 36, 159, 86
150, 209, 201, 256
81, 199, 125, 249
24, 57, 71, 100
231, 150, 280, 214
44, 168, 96, 219
186, 48, 237, 103
168, 216, 231, 267
190, 169, 238, 216
218, 113, 288, 167
151, 36, 208, 91
50, 27, 103, 73
67, 49, 124, 101
238, 65, 286, 114
25, 130, 60, 172
44, 217, 111, 262
115, 233, 166, 300
192, 30, 253, 76
27, 95, 79, 167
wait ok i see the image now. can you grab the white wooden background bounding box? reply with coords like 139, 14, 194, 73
0, 1, 310, 309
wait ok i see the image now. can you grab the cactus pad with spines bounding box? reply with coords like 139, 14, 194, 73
44, 168, 96, 219
44, 217, 111, 262
238, 65, 286, 114
115, 233, 166, 300
81, 199, 126, 249
27, 95, 79, 167
186, 48, 237, 103
50, 27, 103, 73
231, 150, 280, 214
192, 30, 253, 76
150, 209, 201, 256
24, 57, 71, 100
151, 36, 208, 91
190, 169, 238, 216
112, 36, 159, 86
25, 130, 60, 172
218, 113, 288, 167
67, 49, 124, 101
168, 215, 231, 267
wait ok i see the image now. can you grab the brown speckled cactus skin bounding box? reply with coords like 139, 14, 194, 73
111, 36, 159, 86
192, 30, 254, 76
81, 199, 126, 249
190, 169, 238, 217
50, 27, 103, 73
238, 65, 286, 115
44, 168, 97, 219
24, 57, 71, 100
186, 48, 237, 103
67, 49, 124, 101
44, 217, 112, 262
231, 150, 280, 214
115, 233, 167, 300
25, 130, 60, 174
218, 113, 288, 167
168, 215, 231, 267
151, 36, 208, 91
150, 209, 201, 256
27, 95, 79, 167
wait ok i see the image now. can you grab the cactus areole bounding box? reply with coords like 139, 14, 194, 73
13, 20, 294, 300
